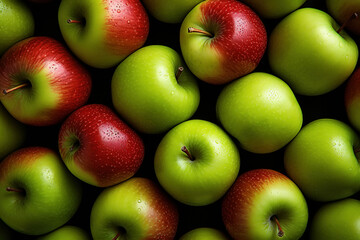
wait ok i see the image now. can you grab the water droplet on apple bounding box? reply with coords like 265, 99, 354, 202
127, 20, 130, 24
339, 42, 343, 48
117, 9, 121, 13
171, 91, 175, 95
137, 199, 141, 203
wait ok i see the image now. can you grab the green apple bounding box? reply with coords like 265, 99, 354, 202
111, 45, 200, 134
142, 0, 203, 23
0, 147, 82, 235
0, 219, 12, 240
37, 225, 90, 240
216, 72, 303, 154
241, 0, 307, 19
309, 198, 360, 240
0, 0, 34, 55
327, 0, 360, 35
268, 8, 358, 96
0, 103, 26, 159
90, 177, 179, 240
179, 228, 230, 240
154, 119, 240, 206
284, 118, 360, 202
222, 169, 308, 240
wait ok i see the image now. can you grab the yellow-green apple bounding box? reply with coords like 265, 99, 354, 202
58, 104, 145, 187
284, 118, 360, 202
327, 0, 360, 35
240, 0, 307, 19
90, 177, 179, 240
0, 147, 82, 235
142, 0, 203, 23
0, 219, 12, 240
309, 198, 360, 240
37, 225, 90, 240
58, 0, 149, 68
222, 169, 308, 240
154, 119, 240, 206
0, 103, 26, 159
0, 0, 34, 55
216, 72, 303, 154
345, 67, 360, 131
179, 228, 230, 240
0, 36, 92, 126
268, 8, 358, 96
111, 45, 200, 134
179, 0, 267, 85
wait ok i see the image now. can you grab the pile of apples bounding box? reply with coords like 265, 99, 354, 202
1, 0, 360, 239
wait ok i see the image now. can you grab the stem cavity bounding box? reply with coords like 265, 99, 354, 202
181, 146, 194, 161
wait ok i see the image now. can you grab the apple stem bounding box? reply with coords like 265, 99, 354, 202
181, 146, 194, 161
112, 232, 121, 240
2, 82, 30, 95
272, 216, 284, 237
188, 27, 213, 38
175, 66, 184, 81
337, 12, 359, 33
6, 187, 24, 193
67, 19, 82, 24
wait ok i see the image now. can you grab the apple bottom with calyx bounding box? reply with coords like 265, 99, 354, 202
0, 147, 82, 235
179, 228, 230, 240
310, 198, 360, 240
36, 225, 90, 240
222, 169, 308, 240
90, 177, 179, 240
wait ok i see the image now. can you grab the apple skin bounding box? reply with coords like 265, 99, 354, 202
0, 0, 34, 55
179, 0, 267, 85
0, 36, 92, 126
268, 8, 358, 96
216, 72, 303, 154
154, 119, 240, 206
58, 0, 149, 69
309, 198, 360, 240
111, 45, 200, 134
0, 103, 26, 159
58, 104, 145, 187
345, 67, 360, 131
240, 0, 307, 19
142, 0, 203, 23
222, 169, 308, 240
179, 228, 230, 240
36, 225, 90, 240
0, 147, 82, 235
90, 177, 179, 240
327, 0, 360, 35
284, 118, 360, 202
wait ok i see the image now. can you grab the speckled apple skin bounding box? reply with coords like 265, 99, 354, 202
180, 0, 267, 85
222, 169, 308, 240
0, 36, 92, 126
345, 68, 360, 131
58, 104, 145, 187
90, 177, 179, 240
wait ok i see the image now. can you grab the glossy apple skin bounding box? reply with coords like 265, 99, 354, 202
0, 147, 82, 235
142, 0, 203, 23
58, 0, 149, 68
241, 0, 307, 19
216, 72, 303, 154
36, 225, 90, 240
154, 119, 240, 206
179, 228, 230, 240
284, 119, 360, 202
327, 0, 360, 35
0, 0, 34, 55
268, 8, 358, 96
222, 169, 308, 240
0, 36, 92, 126
0, 103, 26, 159
180, 0, 267, 85
58, 104, 144, 187
345, 68, 360, 131
309, 198, 360, 240
111, 45, 200, 134
90, 177, 179, 240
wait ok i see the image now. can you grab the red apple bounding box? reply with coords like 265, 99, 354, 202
180, 0, 267, 85
345, 67, 360, 131
0, 36, 92, 126
58, 104, 145, 187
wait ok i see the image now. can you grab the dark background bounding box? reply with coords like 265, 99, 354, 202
6, 0, 360, 239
